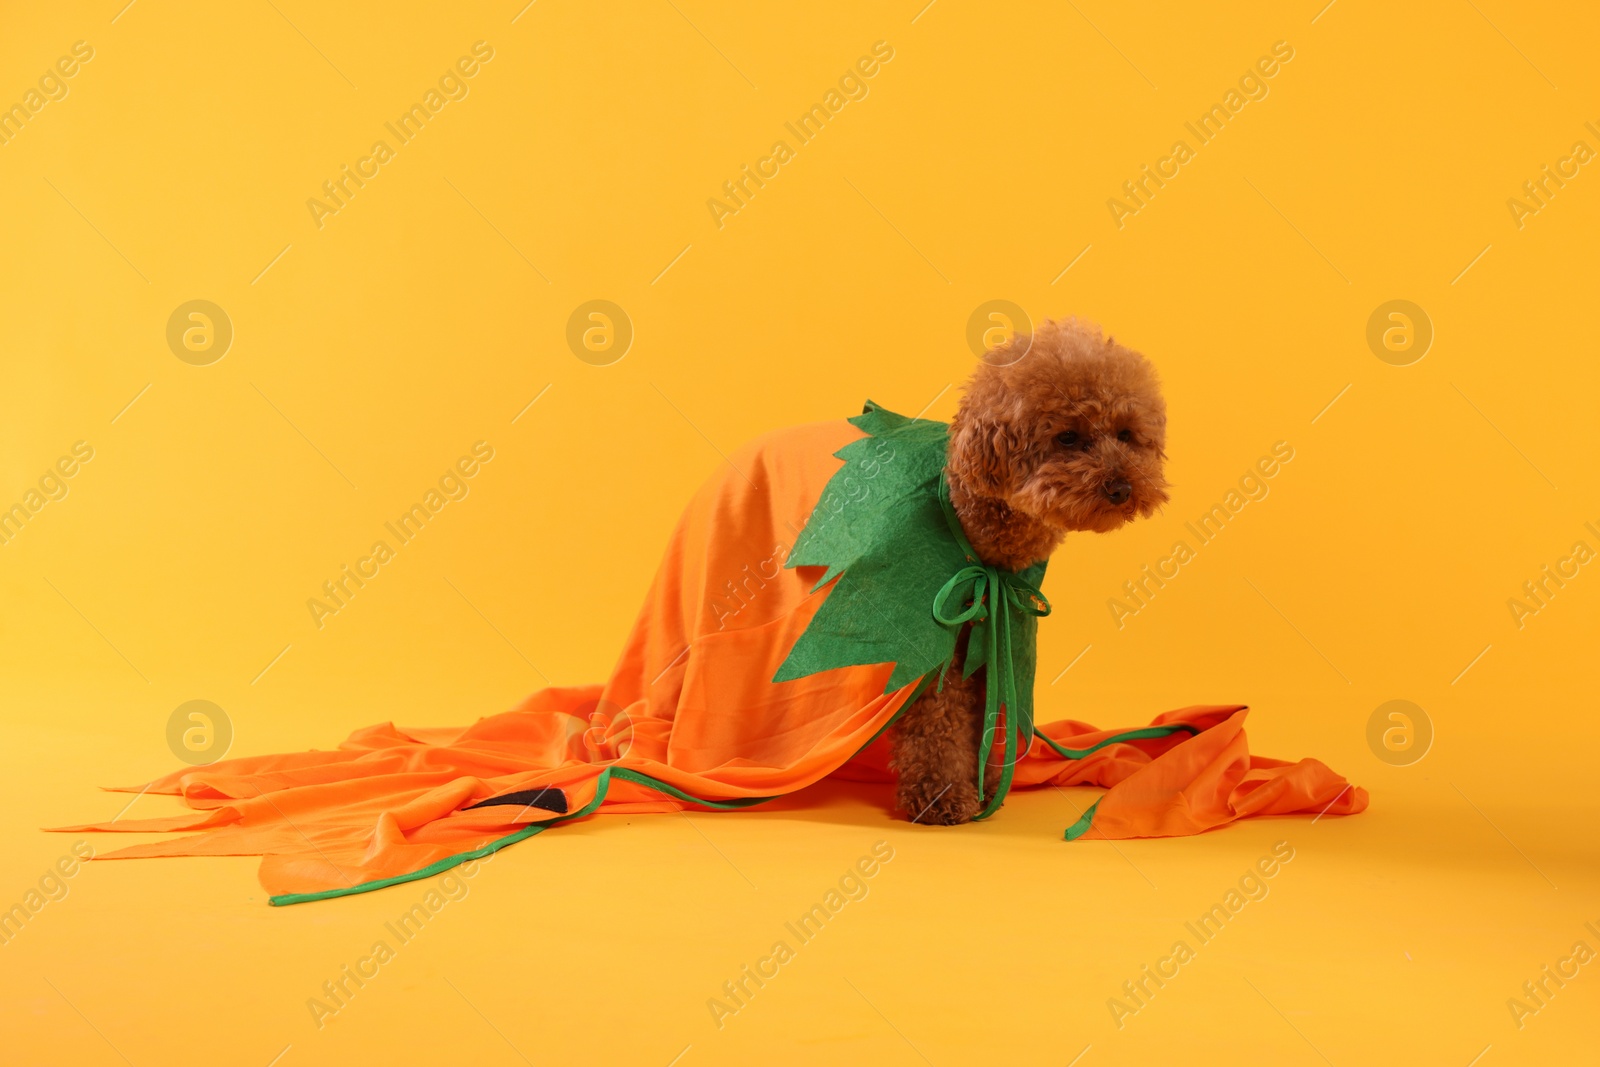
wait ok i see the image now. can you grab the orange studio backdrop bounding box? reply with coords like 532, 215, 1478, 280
2, 2, 1597, 1065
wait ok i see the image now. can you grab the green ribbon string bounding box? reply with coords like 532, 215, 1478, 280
930, 475, 1050, 819
1062, 799, 1100, 840
1032, 722, 1199, 761
1035, 724, 1201, 840
269, 765, 784, 906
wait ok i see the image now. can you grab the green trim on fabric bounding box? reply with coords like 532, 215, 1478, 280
605, 766, 777, 810
269, 765, 786, 906
1031, 723, 1199, 762
1062, 799, 1100, 841
1039, 725, 1198, 842
268, 822, 548, 906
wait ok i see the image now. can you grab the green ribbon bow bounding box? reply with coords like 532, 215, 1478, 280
931, 474, 1051, 819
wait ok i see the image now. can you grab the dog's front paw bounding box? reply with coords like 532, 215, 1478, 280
898, 779, 980, 825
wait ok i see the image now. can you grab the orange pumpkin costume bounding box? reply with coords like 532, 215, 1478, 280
56, 406, 1366, 904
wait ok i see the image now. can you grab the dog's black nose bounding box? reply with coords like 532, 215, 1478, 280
1103, 479, 1132, 505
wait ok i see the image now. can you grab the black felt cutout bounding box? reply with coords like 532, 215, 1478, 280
466, 787, 569, 815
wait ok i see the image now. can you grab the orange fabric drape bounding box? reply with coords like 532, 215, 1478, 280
56, 419, 1365, 901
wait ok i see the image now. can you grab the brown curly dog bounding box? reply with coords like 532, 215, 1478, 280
891, 317, 1170, 825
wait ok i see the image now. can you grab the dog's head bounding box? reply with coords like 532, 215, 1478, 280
947, 317, 1168, 534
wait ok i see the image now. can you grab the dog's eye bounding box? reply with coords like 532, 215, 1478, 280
1056, 431, 1079, 448
1117, 429, 1134, 443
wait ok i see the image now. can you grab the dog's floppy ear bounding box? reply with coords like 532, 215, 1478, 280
947, 412, 1014, 495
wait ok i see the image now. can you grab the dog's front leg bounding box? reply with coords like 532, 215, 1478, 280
890, 660, 984, 825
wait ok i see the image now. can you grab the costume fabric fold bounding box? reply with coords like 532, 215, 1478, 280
56, 405, 1367, 905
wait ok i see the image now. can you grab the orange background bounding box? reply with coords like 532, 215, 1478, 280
2, 1, 1596, 1063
